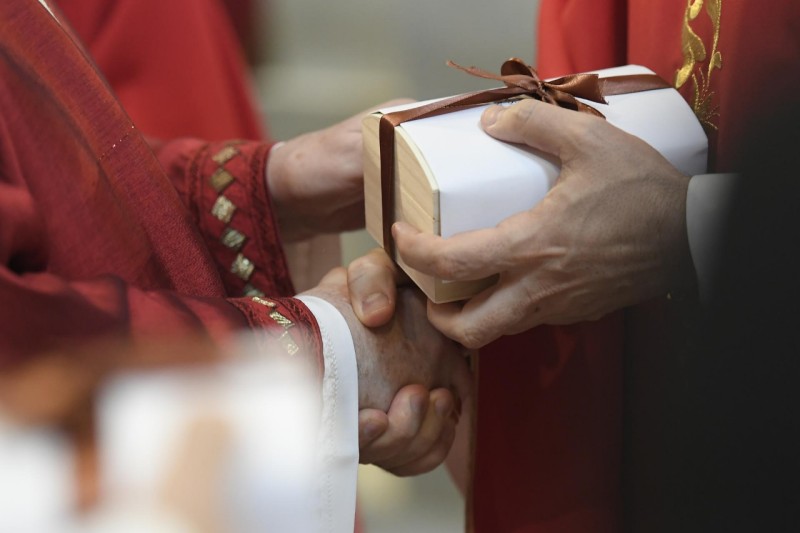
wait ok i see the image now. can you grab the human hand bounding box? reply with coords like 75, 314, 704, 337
385, 99, 695, 348
303, 267, 471, 473
345, 250, 467, 475
266, 99, 412, 242
346, 247, 405, 328
357, 384, 461, 476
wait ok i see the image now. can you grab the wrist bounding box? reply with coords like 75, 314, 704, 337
266, 141, 312, 242
299, 283, 374, 408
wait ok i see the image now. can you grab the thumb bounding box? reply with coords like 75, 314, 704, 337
481, 99, 597, 160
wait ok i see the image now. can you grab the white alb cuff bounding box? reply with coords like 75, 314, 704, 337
686, 173, 739, 301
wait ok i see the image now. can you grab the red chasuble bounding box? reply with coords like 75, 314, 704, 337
471, 1, 800, 531
0, 1, 321, 377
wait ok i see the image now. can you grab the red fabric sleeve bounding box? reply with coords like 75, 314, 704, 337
155, 138, 295, 299
0, 0, 320, 380
0, 260, 321, 383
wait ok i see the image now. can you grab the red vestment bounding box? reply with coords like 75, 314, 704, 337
50, 2, 361, 529
0, 0, 321, 377
471, 1, 800, 531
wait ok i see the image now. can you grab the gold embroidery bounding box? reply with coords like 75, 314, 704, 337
231, 253, 255, 281
211, 146, 239, 165
211, 195, 236, 223
251, 297, 299, 356
221, 227, 246, 250
252, 296, 276, 307
269, 310, 294, 329
675, 0, 723, 130
209, 168, 235, 192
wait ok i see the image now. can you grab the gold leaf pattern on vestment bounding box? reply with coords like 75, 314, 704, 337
675, 0, 722, 131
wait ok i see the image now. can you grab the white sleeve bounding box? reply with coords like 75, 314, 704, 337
686, 173, 739, 301
296, 295, 360, 533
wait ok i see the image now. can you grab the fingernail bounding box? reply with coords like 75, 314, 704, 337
409, 394, 427, 416
481, 105, 503, 128
361, 292, 389, 316
434, 397, 452, 419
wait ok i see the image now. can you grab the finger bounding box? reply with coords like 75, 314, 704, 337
358, 409, 389, 449
358, 385, 430, 465
387, 417, 456, 477
314, 266, 348, 295
347, 248, 401, 328
393, 221, 516, 281
376, 388, 455, 471
481, 99, 603, 159
427, 275, 541, 349
359, 385, 428, 464
371, 388, 456, 474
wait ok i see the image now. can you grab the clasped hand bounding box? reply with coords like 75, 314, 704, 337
304, 267, 471, 476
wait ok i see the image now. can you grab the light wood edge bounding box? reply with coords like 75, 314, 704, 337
362, 112, 498, 303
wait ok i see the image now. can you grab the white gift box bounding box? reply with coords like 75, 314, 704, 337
363, 65, 708, 303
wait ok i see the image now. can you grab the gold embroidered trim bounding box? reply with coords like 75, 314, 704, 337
209, 168, 235, 192
221, 227, 246, 250
231, 253, 255, 281
243, 284, 265, 297
675, 0, 722, 130
252, 296, 276, 307
269, 310, 294, 329
211, 195, 237, 224
251, 296, 299, 356
211, 145, 239, 165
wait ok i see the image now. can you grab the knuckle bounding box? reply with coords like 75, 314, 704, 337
431, 252, 468, 280
508, 99, 538, 128
568, 115, 608, 150
348, 254, 375, 276
457, 324, 488, 350
347, 258, 390, 288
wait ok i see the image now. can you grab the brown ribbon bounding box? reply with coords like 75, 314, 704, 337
378, 57, 671, 257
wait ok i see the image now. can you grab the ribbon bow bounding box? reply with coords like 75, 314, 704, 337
378, 58, 670, 256
446, 58, 608, 117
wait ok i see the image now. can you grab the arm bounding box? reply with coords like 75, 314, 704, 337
154, 101, 411, 297
154, 138, 295, 297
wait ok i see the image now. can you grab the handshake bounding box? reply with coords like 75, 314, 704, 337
266, 102, 478, 478
302, 256, 472, 477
